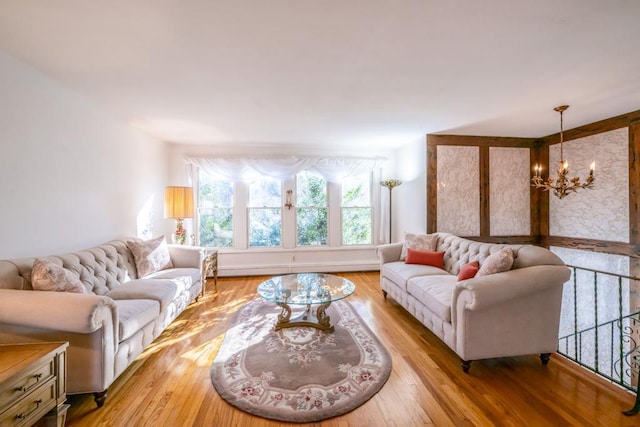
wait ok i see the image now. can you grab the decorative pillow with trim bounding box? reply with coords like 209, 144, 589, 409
31, 259, 87, 293
457, 261, 480, 281
476, 247, 514, 277
127, 235, 173, 278
400, 233, 438, 261
405, 248, 445, 269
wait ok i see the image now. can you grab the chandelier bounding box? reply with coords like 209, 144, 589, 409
531, 105, 595, 199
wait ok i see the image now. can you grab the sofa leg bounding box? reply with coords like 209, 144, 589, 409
540, 353, 551, 365
93, 389, 108, 408
461, 360, 471, 373
382, 290, 388, 299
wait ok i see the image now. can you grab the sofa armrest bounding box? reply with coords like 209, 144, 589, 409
452, 265, 571, 315
167, 245, 203, 268
0, 289, 118, 335
376, 243, 403, 265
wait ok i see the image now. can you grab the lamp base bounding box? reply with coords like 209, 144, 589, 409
173, 218, 187, 245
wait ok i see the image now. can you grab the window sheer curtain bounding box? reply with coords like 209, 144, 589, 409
185, 156, 383, 183
185, 155, 389, 244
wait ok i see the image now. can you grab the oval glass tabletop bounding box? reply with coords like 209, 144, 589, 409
257, 273, 356, 305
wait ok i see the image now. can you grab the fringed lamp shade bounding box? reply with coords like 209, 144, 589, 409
164, 186, 194, 245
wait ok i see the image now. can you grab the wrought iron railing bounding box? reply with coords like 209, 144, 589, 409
557, 264, 640, 414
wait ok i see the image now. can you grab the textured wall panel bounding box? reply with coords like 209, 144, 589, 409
489, 147, 530, 236
437, 146, 479, 235
549, 127, 629, 242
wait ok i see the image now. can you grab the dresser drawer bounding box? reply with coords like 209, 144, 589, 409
0, 359, 54, 415
0, 377, 56, 427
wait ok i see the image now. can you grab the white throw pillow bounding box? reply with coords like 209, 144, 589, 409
476, 247, 514, 277
127, 235, 173, 277
400, 233, 438, 261
31, 259, 87, 293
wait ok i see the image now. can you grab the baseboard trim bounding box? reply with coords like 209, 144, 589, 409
218, 262, 380, 277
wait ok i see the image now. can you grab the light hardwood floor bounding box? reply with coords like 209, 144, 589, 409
62, 272, 636, 426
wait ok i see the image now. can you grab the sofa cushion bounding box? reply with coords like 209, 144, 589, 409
143, 267, 200, 293
400, 233, 438, 261
106, 279, 178, 312
127, 236, 173, 277
383, 261, 449, 292
477, 247, 514, 277
406, 249, 445, 268
113, 299, 160, 342
458, 261, 480, 281
31, 259, 87, 294
407, 275, 458, 323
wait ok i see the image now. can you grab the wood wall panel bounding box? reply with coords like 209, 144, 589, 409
427, 108, 640, 254
630, 123, 640, 246
531, 138, 548, 241
427, 135, 535, 238
480, 146, 490, 237
543, 236, 639, 258
426, 138, 438, 234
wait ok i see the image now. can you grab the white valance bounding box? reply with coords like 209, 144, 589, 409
186, 156, 385, 183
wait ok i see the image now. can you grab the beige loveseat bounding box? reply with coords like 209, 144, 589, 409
377, 232, 571, 372
0, 238, 205, 407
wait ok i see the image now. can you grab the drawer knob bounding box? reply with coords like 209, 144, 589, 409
14, 386, 27, 393
15, 413, 26, 420
34, 373, 43, 380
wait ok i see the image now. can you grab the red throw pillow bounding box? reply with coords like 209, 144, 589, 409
458, 261, 480, 281
405, 248, 445, 269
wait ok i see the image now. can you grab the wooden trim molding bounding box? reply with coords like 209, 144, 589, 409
426, 137, 438, 234
532, 138, 549, 240
542, 236, 640, 258
463, 236, 538, 245
630, 123, 640, 246
479, 146, 490, 237
428, 134, 535, 148
541, 109, 640, 145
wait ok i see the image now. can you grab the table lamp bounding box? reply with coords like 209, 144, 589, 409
164, 186, 194, 245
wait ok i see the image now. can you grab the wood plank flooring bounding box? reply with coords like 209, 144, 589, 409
61, 272, 637, 426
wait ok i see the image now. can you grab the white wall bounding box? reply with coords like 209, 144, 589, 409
0, 52, 169, 258
394, 138, 427, 238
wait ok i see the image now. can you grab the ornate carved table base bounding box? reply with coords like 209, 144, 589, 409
275, 301, 334, 332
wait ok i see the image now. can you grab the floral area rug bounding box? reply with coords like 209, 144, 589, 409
210, 298, 392, 423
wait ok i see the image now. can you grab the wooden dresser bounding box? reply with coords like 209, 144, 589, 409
0, 342, 68, 427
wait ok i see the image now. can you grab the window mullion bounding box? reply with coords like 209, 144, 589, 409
235, 181, 248, 249
328, 181, 341, 247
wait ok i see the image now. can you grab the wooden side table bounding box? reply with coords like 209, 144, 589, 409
0, 342, 69, 427
201, 249, 218, 296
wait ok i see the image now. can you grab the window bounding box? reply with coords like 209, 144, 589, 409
198, 173, 233, 247
296, 171, 327, 246
248, 178, 282, 247
342, 173, 372, 245
195, 166, 375, 249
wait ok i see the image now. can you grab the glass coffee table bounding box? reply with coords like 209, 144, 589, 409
257, 273, 356, 332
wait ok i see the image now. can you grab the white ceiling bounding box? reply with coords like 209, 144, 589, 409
0, 1, 639, 150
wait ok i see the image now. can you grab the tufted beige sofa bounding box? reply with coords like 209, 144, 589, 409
0, 239, 205, 407
377, 232, 571, 372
